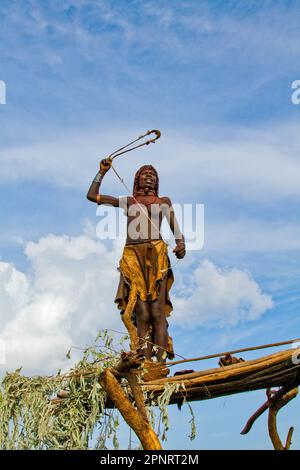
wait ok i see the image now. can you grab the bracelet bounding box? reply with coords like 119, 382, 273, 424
96, 194, 101, 205
93, 172, 103, 184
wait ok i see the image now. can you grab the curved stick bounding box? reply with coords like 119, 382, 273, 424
108, 129, 161, 161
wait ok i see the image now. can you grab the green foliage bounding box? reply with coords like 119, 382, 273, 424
157, 383, 180, 441
0, 330, 196, 449
187, 402, 196, 440
0, 330, 119, 450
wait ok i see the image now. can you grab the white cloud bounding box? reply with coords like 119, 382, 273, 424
0, 228, 124, 375
0, 263, 29, 328
0, 226, 272, 374
157, 123, 300, 202
173, 259, 273, 329
1, 122, 300, 203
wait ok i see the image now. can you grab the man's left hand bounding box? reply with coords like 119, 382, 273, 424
173, 242, 186, 259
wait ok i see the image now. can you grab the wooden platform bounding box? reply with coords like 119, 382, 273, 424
140, 349, 300, 405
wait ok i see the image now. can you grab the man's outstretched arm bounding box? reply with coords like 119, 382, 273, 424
86, 158, 119, 207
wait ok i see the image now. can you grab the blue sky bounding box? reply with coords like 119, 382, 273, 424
1, 0, 300, 450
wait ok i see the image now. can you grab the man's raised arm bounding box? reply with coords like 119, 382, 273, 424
86, 158, 119, 207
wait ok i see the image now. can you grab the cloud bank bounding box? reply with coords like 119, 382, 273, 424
1, 122, 300, 204
173, 259, 273, 329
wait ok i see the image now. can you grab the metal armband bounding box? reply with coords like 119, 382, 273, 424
93, 172, 103, 184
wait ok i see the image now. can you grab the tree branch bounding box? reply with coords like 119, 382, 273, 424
241, 386, 292, 435
268, 387, 298, 450
100, 368, 162, 450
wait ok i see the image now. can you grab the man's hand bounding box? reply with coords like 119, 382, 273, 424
173, 242, 186, 259
100, 157, 112, 175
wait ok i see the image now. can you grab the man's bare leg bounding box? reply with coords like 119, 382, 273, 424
134, 298, 152, 359
150, 276, 168, 362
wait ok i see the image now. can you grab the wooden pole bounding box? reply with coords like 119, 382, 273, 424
100, 368, 162, 450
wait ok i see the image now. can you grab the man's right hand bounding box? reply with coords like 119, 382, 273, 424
100, 157, 112, 175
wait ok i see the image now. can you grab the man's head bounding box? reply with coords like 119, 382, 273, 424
133, 165, 159, 196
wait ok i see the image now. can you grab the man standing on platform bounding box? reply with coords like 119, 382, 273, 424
87, 159, 185, 363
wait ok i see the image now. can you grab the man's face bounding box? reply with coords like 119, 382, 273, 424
138, 168, 157, 191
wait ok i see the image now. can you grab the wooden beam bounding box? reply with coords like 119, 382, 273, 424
55, 349, 300, 409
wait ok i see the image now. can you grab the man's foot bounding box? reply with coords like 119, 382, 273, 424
142, 359, 169, 382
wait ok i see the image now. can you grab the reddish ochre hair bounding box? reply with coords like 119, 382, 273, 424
132, 165, 159, 197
